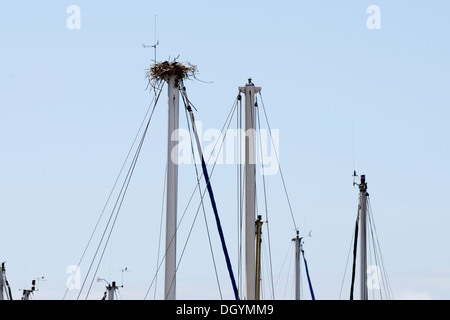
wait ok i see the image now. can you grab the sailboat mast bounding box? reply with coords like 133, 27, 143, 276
0, 262, 12, 300
293, 231, 302, 300
239, 79, 261, 300
0, 262, 5, 300
359, 175, 368, 300
107, 281, 118, 300
165, 76, 180, 300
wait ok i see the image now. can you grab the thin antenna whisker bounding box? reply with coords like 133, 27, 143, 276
143, 15, 159, 64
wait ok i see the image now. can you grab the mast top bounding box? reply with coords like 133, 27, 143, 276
292, 229, 302, 242
239, 78, 261, 94
354, 171, 367, 192
359, 174, 367, 192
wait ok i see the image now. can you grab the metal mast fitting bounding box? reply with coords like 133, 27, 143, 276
148, 60, 197, 300
255, 215, 263, 300
238, 78, 261, 300
359, 174, 368, 300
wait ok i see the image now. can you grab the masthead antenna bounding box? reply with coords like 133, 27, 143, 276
142, 15, 159, 64
352, 124, 359, 187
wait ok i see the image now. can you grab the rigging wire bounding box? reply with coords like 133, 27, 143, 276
258, 92, 312, 300
63, 87, 162, 300
283, 242, 295, 299
144, 89, 240, 299
179, 89, 223, 298
74, 81, 316, 300
116, 287, 123, 300
255, 97, 275, 299
367, 204, 378, 300
260, 229, 277, 300
257, 92, 298, 232
188, 126, 223, 300
230, 90, 307, 300
233, 90, 303, 299
77, 83, 164, 300
85, 102, 155, 299
144, 161, 211, 299
179, 85, 239, 300
338, 214, 357, 299
349, 207, 360, 300
236, 94, 244, 296
340, 192, 393, 300
273, 241, 294, 298
144, 161, 222, 300
367, 197, 393, 299
153, 163, 167, 299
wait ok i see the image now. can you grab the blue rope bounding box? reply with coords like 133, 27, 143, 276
187, 107, 240, 300
302, 251, 315, 300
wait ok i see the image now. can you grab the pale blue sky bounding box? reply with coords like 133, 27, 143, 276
1, 1, 449, 300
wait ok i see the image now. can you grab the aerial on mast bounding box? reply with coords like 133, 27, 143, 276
20, 276, 45, 300
142, 15, 159, 64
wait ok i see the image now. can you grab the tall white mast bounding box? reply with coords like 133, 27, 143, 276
165, 76, 180, 300
293, 230, 302, 300
359, 174, 368, 300
238, 79, 261, 300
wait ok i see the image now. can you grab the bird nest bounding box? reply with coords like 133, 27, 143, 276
147, 61, 198, 89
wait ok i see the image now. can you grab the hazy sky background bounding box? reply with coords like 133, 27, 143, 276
1, 1, 449, 300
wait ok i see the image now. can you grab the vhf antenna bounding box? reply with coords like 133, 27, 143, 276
142, 15, 159, 64
352, 124, 359, 188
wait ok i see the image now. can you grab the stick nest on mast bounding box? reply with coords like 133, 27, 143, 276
147, 60, 197, 89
